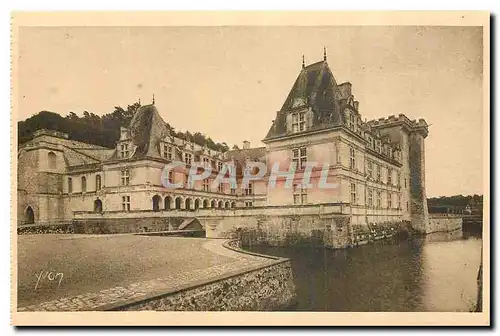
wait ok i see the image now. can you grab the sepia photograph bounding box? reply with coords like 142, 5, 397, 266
10, 11, 490, 326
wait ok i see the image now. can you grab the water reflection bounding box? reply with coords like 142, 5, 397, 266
244, 232, 482, 312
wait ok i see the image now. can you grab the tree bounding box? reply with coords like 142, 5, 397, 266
18, 101, 234, 152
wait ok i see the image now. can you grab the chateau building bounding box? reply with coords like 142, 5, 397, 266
17, 54, 429, 233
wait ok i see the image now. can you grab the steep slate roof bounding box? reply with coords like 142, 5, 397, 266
224, 147, 266, 176
264, 60, 353, 141
224, 147, 266, 162
127, 104, 170, 160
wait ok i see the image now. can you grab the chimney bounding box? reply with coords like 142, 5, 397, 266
242, 141, 250, 150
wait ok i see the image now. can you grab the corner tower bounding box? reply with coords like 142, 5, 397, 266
367, 116, 429, 233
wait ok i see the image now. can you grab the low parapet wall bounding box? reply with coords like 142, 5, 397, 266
110, 240, 296, 311
428, 214, 463, 234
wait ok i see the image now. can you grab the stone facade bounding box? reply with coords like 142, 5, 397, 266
17, 55, 430, 236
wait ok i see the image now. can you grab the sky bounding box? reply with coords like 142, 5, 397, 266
16, 26, 484, 197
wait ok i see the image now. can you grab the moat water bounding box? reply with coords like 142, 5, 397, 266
244, 231, 482, 312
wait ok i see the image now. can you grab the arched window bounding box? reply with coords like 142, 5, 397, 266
164, 196, 171, 210
68, 177, 73, 194
96, 175, 102, 191
194, 199, 200, 210
152, 195, 161, 212
185, 198, 192, 210
231, 201, 236, 208
48, 152, 56, 169
225, 201, 230, 208
218, 200, 223, 208
175, 197, 182, 210
81, 176, 87, 193
94, 199, 103, 213
25, 206, 34, 224
211, 200, 216, 208
203, 199, 209, 208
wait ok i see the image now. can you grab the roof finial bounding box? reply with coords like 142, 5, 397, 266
152, 94, 155, 105
323, 46, 327, 61
302, 55, 305, 69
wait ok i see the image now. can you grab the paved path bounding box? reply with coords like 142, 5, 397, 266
17, 235, 271, 311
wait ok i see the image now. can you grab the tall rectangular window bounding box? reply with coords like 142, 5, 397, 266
203, 157, 210, 167
122, 195, 131, 211
349, 113, 355, 130
397, 172, 401, 187
292, 111, 306, 132
217, 162, 223, 171
293, 184, 307, 205
398, 194, 401, 209
168, 171, 174, 185
376, 164, 381, 181
96, 175, 101, 190
121, 169, 130, 186
184, 153, 192, 165
388, 192, 392, 209
120, 143, 129, 158
230, 187, 236, 195
367, 160, 373, 178
203, 178, 210, 192
387, 168, 393, 185
377, 191, 381, 208
245, 182, 253, 195
163, 145, 172, 160
218, 182, 224, 193
349, 147, 356, 170
68, 177, 72, 194
350, 183, 357, 205
81, 176, 87, 193
368, 189, 373, 207
292, 147, 307, 169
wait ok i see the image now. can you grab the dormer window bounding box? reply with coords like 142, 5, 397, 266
120, 143, 129, 159
163, 144, 172, 160
217, 162, 223, 171
292, 111, 306, 133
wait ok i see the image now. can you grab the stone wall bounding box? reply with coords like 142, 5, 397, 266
428, 215, 463, 234
17, 217, 196, 234
113, 252, 296, 311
